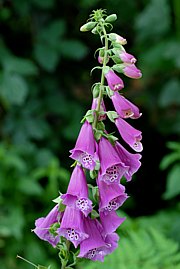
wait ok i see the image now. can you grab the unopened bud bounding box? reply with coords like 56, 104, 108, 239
105, 14, 117, 23
80, 22, 97, 32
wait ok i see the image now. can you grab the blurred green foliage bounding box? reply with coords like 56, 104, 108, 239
0, 0, 180, 268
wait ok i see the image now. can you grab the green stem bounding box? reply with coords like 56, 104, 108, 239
93, 23, 109, 128
60, 240, 71, 269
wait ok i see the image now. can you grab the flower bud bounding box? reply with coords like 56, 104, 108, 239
80, 22, 97, 32
105, 14, 117, 23
109, 33, 127, 45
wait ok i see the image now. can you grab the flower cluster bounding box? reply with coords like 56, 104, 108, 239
33, 9, 143, 266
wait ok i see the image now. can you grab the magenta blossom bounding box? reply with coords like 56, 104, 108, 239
98, 179, 128, 214
33, 205, 61, 247
78, 217, 106, 261
70, 121, 97, 170
61, 164, 92, 216
119, 51, 136, 64
115, 117, 143, 152
123, 64, 142, 79
105, 70, 124, 91
91, 98, 106, 121
111, 92, 142, 119
115, 141, 142, 181
98, 55, 104, 64
98, 137, 128, 184
101, 233, 119, 257
100, 211, 126, 234
58, 207, 88, 248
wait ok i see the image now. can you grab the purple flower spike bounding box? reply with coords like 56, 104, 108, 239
105, 70, 124, 91
33, 205, 61, 247
98, 137, 128, 184
111, 92, 142, 119
70, 121, 97, 170
119, 51, 136, 64
98, 179, 128, 214
91, 98, 106, 121
61, 165, 92, 216
115, 117, 143, 152
123, 64, 142, 79
78, 217, 106, 262
100, 211, 126, 234
115, 141, 142, 181
58, 207, 88, 248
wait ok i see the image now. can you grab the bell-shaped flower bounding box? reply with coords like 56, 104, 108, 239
105, 69, 124, 91
78, 217, 107, 261
58, 207, 88, 248
33, 205, 61, 247
61, 164, 92, 216
70, 121, 97, 170
115, 117, 143, 152
119, 51, 136, 64
115, 141, 142, 181
100, 233, 119, 257
123, 64, 142, 79
100, 211, 126, 234
98, 137, 128, 184
111, 92, 142, 119
91, 97, 106, 121
98, 179, 128, 214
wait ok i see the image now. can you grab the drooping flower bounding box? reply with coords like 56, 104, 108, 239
105, 69, 124, 91
98, 137, 128, 184
98, 179, 128, 214
58, 207, 88, 248
109, 33, 127, 45
111, 91, 142, 119
61, 164, 92, 216
33, 205, 61, 247
100, 233, 119, 257
115, 141, 142, 181
91, 97, 106, 121
70, 121, 97, 170
78, 217, 106, 261
100, 211, 126, 234
115, 117, 143, 152
123, 64, 142, 79
119, 51, 136, 64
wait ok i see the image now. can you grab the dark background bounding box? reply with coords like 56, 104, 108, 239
0, 0, 180, 268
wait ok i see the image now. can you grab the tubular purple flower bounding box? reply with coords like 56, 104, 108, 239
98, 137, 128, 184
115, 117, 143, 152
58, 207, 88, 248
33, 205, 61, 247
91, 98, 106, 121
105, 69, 124, 91
115, 141, 142, 181
61, 164, 92, 216
78, 217, 106, 262
70, 121, 97, 170
123, 64, 142, 79
98, 55, 104, 64
98, 179, 128, 214
100, 211, 126, 234
119, 51, 136, 64
100, 233, 119, 257
111, 92, 142, 119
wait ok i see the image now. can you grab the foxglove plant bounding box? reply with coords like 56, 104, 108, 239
28, 9, 143, 269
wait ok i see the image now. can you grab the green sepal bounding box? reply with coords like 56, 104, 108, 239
99, 48, 105, 57
112, 42, 123, 49
92, 83, 100, 98
94, 129, 103, 141
88, 184, 99, 202
49, 222, 60, 236
52, 195, 62, 204
111, 55, 122, 64
106, 133, 119, 146
97, 121, 105, 131
91, 26, 98, 34
80, 22, 97, 32
90, 169, 97, 179
59, 202, 66, 212
95, 160, 100, 171
91, 209, 99, 219
81, 110, 94, 124
90, 66, 102, 75
105, 14, 117, 23
112, 64, 124, 73
105, 86, 114, 98
103, 66, 110, 75
107, 111, 119, 123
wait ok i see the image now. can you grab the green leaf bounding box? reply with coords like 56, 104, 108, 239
160, 152, 180, 170
1, 73, 28, 105
158, 79, 180, 107
3, 57, 38, 76
59, 40, 88, 60
34, 43, 59, 72
163, 165, 180, 199
107, 111, 119, 123
17, 177, 43, 196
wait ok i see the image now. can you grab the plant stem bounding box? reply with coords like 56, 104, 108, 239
60, 240, 71, 269
93, 23, 109, 128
